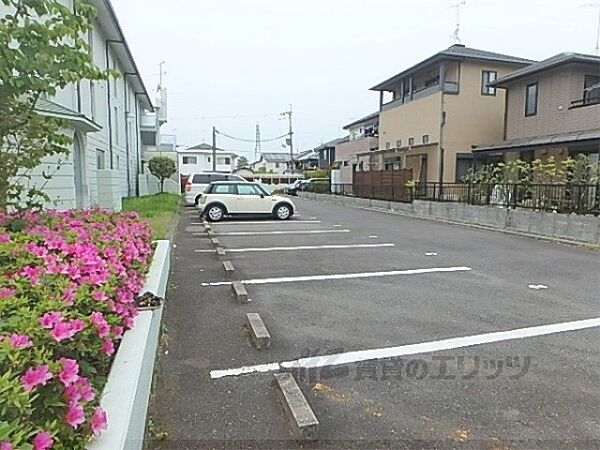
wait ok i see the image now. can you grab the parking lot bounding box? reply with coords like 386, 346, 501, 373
150, 197, 600, 449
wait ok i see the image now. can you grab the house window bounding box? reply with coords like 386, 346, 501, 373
422, 135, 429, 144
408, 137, 415, 146
385, 142, 391, 150
207, 157, 211, 163
275, 162, 280, 168
481, 70, 497, 95
224, 157, 231, 165
396, 139, 402, 148
584, 75, 600, 105
525, 83, 538, 116
114, 106, 119, 145
343, 161, 349, 167
182, 156, 197, 164
96, 149, 105, 170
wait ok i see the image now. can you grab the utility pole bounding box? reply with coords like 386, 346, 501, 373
212, 126, 217, 172
281, 105, 294, 165
581, 2, 600, 55
449, 1, 466, 44
158, 61, 166, 89
254, 123, 262, 161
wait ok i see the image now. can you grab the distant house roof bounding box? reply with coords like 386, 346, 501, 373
35, 98, 101, 133
371, 44, 534, 91
491, 52, 600, 87
314, 136, 350, 151
259, 152, 292, 163
296, 149, 319, 162
343, 111, 379, 130
180, 143, 237, 155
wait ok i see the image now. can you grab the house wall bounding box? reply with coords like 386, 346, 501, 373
253, 160, 288, 175
178, 152, 235, 175
335, 137, 379, 184
504, 62, 600, 140
443, 61, 518, 181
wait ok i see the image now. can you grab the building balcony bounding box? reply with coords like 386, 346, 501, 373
381, 81, 459, 112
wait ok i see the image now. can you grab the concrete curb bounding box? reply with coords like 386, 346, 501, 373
244, 313, 271, 349
231, 281, 249, 303
216, 247, 227, 260
274, 373, 319, 441
299, 193, 600, 250
222, 260, 235, 278
88, 240, 171, 450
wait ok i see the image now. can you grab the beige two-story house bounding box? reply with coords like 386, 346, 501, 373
370, 44, 533, 182
335, 112, 379, 184
473, 52, 600, 166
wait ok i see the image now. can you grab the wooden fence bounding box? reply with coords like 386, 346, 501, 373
353, 169, 413, 202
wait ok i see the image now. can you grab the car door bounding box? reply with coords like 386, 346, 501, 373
234, 184, 269, 214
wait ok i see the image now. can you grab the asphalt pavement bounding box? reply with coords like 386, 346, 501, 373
148, 197, 600, 450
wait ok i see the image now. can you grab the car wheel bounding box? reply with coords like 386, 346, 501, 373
207, 205, 225, 222
275, 204, 291, 220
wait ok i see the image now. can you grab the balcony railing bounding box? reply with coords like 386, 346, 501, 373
569, 97, 600, 109
381, 81, 459, 112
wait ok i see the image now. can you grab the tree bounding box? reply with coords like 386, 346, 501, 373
0, 0, 113, 212
236, 156, 249, 169
148, 156, 177, 193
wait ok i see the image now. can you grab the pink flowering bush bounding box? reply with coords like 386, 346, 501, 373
0, 209, 153, 449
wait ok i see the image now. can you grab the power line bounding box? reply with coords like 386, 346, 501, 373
215, 129, 289, 143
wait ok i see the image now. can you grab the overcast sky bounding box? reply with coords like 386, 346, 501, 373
112, 0, 596, 161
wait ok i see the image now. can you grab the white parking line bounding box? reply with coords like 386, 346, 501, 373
210, 317, 600, 379
208, 229, 351, 236
194, 220, 322, 226
201, 266, 472, 286
194, 243, 395, 254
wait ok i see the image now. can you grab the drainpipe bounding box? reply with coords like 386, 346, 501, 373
134, 92, 143, 197
105, 39, 123, 170
438, 62, 447, 185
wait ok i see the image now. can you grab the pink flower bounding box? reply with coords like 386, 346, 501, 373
65, 403, 85, 429
19, 266, 44, 286
76, 377, 95, 402
32, 431, 53, 450
9, 334, 33, 350
21, 365, 53, 392
63, 285, 78, 306
0, 442, 13, 450
50, 321, 75, 342
64, 384, 81, 403
97, 321, 110, 338
0, 234, 12, 243
39, 312, 62, 329
69, 319, 86, 334
102, 339, 115, 356
91, 407, 108, 436
92, 290, 108, 302
112, 326, 124, 339
0, 287, 16, 300
90, 311, 105, 326
58, 358, 80, 386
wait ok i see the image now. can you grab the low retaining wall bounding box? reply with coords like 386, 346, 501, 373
299, 192, 600, 244
88, 240, 171, 450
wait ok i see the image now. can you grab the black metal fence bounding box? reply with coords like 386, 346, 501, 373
413, 182, 600, 215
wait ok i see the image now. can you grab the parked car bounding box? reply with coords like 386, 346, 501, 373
184, 172, 247, 206
199, 181, 296, 222
284, 179, 309, 196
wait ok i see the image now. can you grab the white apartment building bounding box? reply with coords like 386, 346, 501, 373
1, 0, 162, 210
178, 143, 238, 176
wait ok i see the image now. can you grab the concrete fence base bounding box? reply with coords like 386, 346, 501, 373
299, 192, 600, 244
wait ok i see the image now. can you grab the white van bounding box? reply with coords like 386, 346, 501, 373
184, 172, 247, 206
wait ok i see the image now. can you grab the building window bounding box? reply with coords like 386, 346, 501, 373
343, 161, 349, 167
275, 162, 280, 168
408, 137, 415, 146
96, 149, 105, 170
396, 139, 402, 148
225, 157, 231, 165
422, 135, 429, 144
385, 142, 391, 150
114, 106, 119, 144
481, 70, 497, 95
90, 81, 96, 120
207, 157, 211, 163
182, 156, 197, 165
525, 83, 538, 117
584, 75, 600, 105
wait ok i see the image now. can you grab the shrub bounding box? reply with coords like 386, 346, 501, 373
0, 209, 153, 449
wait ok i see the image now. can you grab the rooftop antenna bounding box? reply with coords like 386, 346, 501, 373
581, 2, 600, 55
449, 1, 466, 44
254, 123, 262, 161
